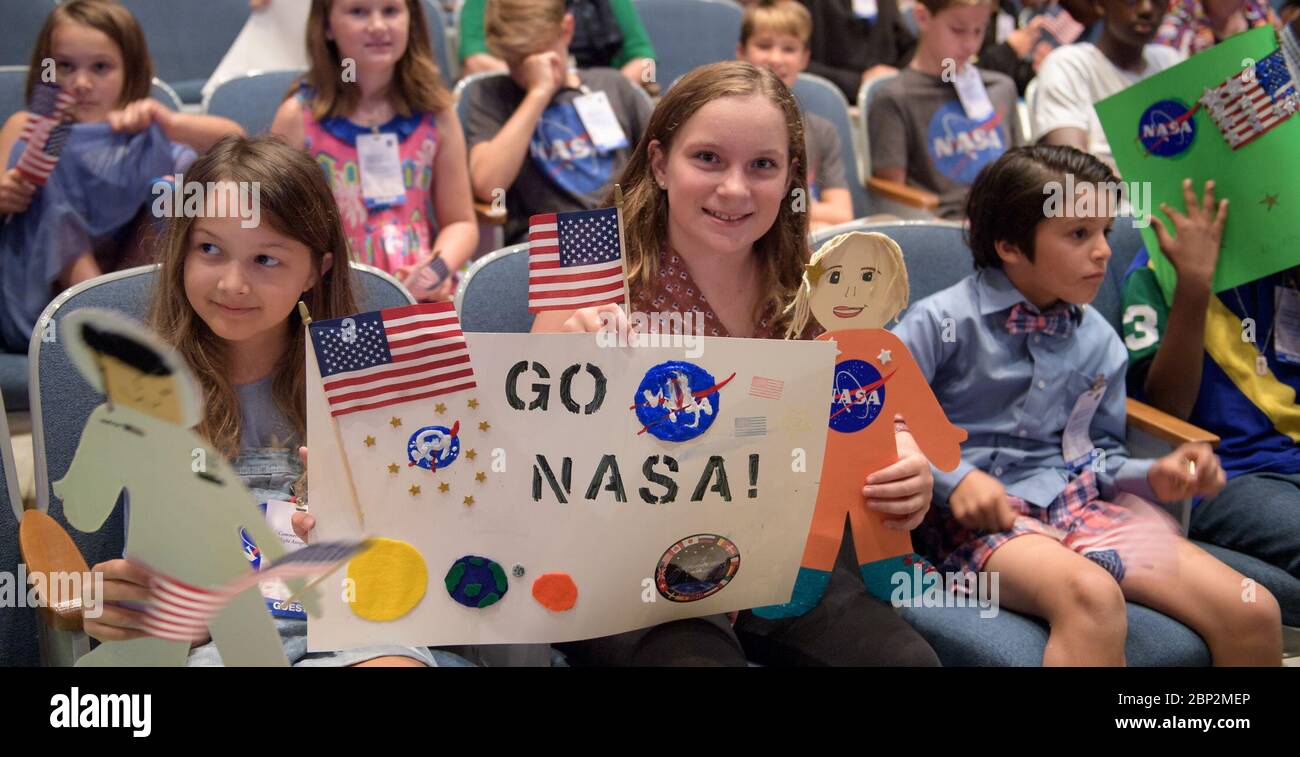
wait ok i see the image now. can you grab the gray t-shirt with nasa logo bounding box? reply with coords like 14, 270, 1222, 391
868, 67, 1022, 219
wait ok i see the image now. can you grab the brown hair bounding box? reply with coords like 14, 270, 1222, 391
303, 0, 452, 120
740, 0, 813, 47
917, 0, 994, 15
484, 0, 567, 64
26, 0, 153, 106
964, 144, 1119, 269
148, 135, 359, 459
613, 61, 809, 336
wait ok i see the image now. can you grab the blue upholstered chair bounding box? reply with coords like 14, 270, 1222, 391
0, 389, 38, 665
119, 0, 251, 104
0, 0, 59, 67
455, 243, 532, 333
791, 73, 870, 220
632, 0, 742, 91
202, 68, 306, 137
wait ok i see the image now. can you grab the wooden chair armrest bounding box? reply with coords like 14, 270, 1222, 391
1126, 398, 1220, 447
18, 510, 90, 632
866, 177, 940, 211
474, 201, 506, 226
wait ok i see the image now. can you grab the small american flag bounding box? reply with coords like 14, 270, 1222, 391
1036, 6, 1083, 47
735, 416, 768, 438
142, 540, 372, 643
1199, 50, 1299, 150
528, 207, 626, 312
748, 376, 785, 400
16, 83, 75, 185
309, 302, 476, 417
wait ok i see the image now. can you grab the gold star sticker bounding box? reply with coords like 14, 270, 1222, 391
387, 463, 400, 474
478, 421, 490, 431
465, 449, 477, 460
363, 435, 376, 447
409, 484, 421, 496
389, 416, 402, 428
467, 398, 479, 409
438, 481, 450, 493
463, 495, 475, 506
1262, 193, 1279, 211
434, 402, 446, 414
476, 471, 487, 483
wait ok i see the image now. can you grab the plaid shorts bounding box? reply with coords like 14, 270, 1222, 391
915, 469, 1181, 584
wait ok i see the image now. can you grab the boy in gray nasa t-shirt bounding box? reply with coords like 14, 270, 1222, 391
868, 66, 1021, 219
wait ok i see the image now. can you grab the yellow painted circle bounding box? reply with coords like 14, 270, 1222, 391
345, 538, 428, 621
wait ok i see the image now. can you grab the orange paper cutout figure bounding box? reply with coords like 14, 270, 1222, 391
757, 232, 966, 616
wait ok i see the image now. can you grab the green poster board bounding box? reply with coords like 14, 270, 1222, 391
1096, 27, 1300, 304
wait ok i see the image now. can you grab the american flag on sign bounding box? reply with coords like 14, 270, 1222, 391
528, 207, 626, 312
749, 376, 785, 400
142, 540, 372, 642
16, 83, 76, 186
309, 302, 477, 417
1199, 50, 1300, 150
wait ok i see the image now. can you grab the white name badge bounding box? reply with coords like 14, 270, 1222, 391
1273, 286, 1300, 365
853, 0, 878, 20
572, 91, 629, 153
1062, 377, 1107, 471
356, 131, 407, 208
953, 64, 995, 122
996, 11, 1016, 45
255, 499, 308, 620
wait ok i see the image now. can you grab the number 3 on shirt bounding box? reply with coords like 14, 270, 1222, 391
1124, 304, 1159, 352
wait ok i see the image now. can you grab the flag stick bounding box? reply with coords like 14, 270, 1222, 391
614, 184, 632, 314
279, 557, 353, 611
299, 301, 367, 530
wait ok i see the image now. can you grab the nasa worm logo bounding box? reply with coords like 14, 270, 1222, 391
407, 422, 461, 471
631, 361, 735, 442
1138, 99, 1196, 158
655, 534, 741, 602
829, 359, 888, 433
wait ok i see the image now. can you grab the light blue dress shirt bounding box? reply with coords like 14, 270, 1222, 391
891, 268, 1156, 507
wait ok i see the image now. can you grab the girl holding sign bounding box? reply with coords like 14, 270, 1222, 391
532, 62, 941, 667
271, 0, 477, 301
81, 135, 458, 667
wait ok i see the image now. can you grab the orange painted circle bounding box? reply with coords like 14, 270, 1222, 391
531, 573, 578, 612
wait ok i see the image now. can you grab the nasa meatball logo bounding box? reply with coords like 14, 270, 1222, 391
632, 361, 735, 442
407, 422, 461, 471
1138, 99, 1196, 158
829, 359, 888, 433
655, 534, 741, 602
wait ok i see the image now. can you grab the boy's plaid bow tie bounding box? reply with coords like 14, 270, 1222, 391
1004, 302, 1078, 337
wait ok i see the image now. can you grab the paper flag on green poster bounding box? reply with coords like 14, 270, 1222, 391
1095, 27, 1300, 304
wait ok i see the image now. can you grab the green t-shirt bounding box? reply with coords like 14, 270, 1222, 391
459, 0, 656, 68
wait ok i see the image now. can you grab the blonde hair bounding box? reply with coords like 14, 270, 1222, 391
741, 0, 813, 46
302, 0, 452, 121
26, 0, 153, 107
613, 61, 809, 337
785, 232, 910, 338
485, 0, 567, 64
148, 136, 359, 460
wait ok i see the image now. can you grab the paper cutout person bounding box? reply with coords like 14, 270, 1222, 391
755, 232, 967, 616
53, 309, 311, 666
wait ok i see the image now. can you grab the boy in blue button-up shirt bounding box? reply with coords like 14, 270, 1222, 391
892, 145, 1281, 665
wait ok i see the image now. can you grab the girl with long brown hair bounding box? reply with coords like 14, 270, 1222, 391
271, 0, 477, 303
533, 62, 941, 666
83, 135, 465, 666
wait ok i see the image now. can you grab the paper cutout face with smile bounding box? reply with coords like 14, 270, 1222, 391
805, 232, 909, 331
